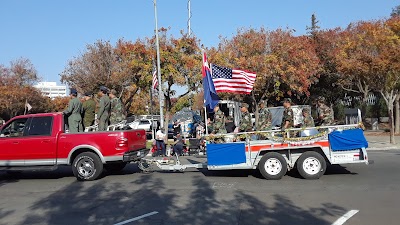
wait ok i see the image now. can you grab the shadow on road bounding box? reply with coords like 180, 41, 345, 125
325, 165, 358, 176
14, 172, 348, 225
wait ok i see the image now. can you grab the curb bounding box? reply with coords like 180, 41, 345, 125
367, 146, 400, 151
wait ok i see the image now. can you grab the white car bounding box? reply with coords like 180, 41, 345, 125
129, 119, 152, 131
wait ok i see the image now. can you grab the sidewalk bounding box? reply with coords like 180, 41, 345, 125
365, 131, 400, 150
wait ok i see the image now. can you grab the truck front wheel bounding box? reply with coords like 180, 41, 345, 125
72, 152, 103, 181
297, 151, 326, 180
258, 152, 288, 180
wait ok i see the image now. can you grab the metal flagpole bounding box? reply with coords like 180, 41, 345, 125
24, 99, 27, 115
150, 86, 155, 140
187, 0, 191, 36
153, 0, 164, 128
204, 107, 208, 134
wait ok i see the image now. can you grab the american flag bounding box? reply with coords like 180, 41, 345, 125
211, 64, 257, 94
152, 68, 158, 90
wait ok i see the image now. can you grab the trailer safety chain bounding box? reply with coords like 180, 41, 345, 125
138, 159, 154, 173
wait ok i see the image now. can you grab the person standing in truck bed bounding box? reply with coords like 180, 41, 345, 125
82, 92, 96, 129
63, 89, 83, 133
97, 86, 111, 131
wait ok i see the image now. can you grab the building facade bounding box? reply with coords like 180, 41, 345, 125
34, 82, 67, 98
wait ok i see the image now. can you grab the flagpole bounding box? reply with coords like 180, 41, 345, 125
24, 99, 27, 115
150, 86, 155, 140
153, 0, 164, 129
204, 107, 208, 134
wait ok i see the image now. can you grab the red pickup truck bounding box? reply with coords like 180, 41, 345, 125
0, 112, 149, 181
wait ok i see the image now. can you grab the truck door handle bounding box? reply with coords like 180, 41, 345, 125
41, 139, 50, 143
13, 141, 19, 144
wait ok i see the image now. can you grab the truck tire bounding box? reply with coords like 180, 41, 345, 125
297, 151, 326, 180
104, 162, 127, 173
72, 152, 103, 181
258, 152, 287, 180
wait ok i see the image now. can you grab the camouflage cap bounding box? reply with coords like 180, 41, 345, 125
110, 89, 117, 96
302, 108, 310, 113
283, 98, 292, 103
241, 103, 249, 108
317, 96, 326, 102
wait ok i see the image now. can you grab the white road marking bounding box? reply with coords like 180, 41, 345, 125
114, 211, 159, 225
332, 210, 359, 225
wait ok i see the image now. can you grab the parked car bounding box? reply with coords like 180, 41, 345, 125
0, 112, 148, 181
129, 119, 152, 131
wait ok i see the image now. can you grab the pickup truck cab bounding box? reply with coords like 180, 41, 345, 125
0, 113, 149, 181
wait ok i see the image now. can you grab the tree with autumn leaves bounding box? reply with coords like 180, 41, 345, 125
209, 27, 321, 124
333, 17, 400, 143
0, 58, 55, 120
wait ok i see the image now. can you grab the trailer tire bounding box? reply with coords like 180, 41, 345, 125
258, 152, 287, 180
72, 152, 103, 181
297, 151, 326, 180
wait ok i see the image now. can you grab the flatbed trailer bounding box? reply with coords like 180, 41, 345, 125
139, 124, 371, 180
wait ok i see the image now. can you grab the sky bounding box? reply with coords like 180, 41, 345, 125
0, 0, 398, 91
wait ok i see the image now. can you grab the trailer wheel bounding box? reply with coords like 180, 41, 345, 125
297, 151, 326, 180
258, 152, 287, 180
72, 152, 103, 181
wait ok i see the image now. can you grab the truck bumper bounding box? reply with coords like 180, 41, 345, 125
123, 148, 150, 162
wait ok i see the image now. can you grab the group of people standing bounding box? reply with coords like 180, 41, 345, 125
280, 97, 334, 130
63, 86, 126, 133
209, 96, 334, 136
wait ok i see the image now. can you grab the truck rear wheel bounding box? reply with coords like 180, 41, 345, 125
258, 152, 287, 180
297, 151, 326, 180
72, 152, 103, 181
104, 162, 127, 173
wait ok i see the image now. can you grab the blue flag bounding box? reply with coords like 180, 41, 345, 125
202, 51, 219, 111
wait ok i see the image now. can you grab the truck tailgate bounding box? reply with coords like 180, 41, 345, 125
125, 129, 147, 151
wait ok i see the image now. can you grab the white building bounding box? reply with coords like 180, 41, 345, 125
34, 82, 67, 98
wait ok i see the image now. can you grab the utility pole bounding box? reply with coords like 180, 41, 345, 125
153, 0, 164, 128
187, 0, 191, 36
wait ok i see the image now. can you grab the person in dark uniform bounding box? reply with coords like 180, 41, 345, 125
63, 89, 83, 133
82, 92, 96, 129
172, 133, 185, 156
173, 120, 181, 140
281, 98, 294, 130
225, 115, 236, 133
97, 86, 111, 131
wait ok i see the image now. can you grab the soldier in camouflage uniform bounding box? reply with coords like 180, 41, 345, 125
281, 98, 294, 129
239, 103, 253, 132
109, 89, 126, 125
63, 89, 83, 133
212, 105, 227, 134
301, 108, 315, 128
317, 97, 333, 126
257, 101, 272, 131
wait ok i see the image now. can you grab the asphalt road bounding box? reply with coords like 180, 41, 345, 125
0, 150, 399, 225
